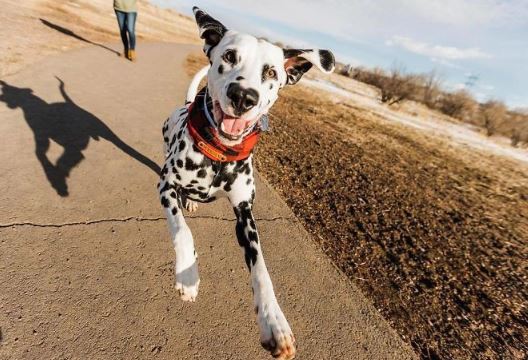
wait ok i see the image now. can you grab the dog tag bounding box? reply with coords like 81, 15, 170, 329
259, 114, 269, 131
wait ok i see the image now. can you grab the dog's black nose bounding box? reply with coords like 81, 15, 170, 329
227, 83, 259, 114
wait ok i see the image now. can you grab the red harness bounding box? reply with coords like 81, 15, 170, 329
186, 100, 260, 162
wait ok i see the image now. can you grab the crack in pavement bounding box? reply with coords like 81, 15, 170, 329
0, 215, 294, 229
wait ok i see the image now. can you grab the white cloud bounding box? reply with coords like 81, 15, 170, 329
430, 57, 462, 69
386, 36, 491, 60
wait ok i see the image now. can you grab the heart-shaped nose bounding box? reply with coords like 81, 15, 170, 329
227, 83, 259, 115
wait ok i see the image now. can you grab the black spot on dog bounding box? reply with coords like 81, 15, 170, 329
171, 207, 178, 215
158, 182, 169, 193
248, 230, 258, 242
176, 174, 181, 181
246, 178, 251, 185
198, 186, 205, 191
236, 222, 258, 269
218, 65, 224, 74
169, 136, 177, 148
191, 180, 198, 184
179, 141, 186, 152
161, 196, 170, 208
236, 76, 245, 80
270, 83, 273, 90
176, 159, 183, 168
197, 169, 207, 178
318, 50, 335, 72
177, 130, 183, 139
185, 157, 201, 171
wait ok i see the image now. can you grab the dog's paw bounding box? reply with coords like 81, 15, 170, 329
175, 261, 200, 302
175, 279, 200, 302
184, 199, 198, 212
258, 302, 296, 359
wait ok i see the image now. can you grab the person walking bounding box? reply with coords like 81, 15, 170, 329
114, 0, 138, 61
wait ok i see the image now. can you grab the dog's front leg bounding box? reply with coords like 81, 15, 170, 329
159, 180, 199, 302
233, 200, 296, 359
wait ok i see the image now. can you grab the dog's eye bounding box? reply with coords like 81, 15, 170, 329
262, 66, 278, 82
266, 69, 277, 79
223, 50, 237, 65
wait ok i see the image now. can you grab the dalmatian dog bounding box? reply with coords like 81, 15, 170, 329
158, 7, 335, 359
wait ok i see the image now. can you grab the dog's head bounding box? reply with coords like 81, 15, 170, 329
192, 7, 335, 144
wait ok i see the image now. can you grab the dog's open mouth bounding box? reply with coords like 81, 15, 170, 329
213, 101, 254, 140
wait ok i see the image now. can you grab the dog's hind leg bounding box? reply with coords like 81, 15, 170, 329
158, 178, 200, 301
232, 198, 296, 359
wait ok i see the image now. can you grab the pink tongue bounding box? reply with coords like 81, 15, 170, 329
222, 115, 251, 135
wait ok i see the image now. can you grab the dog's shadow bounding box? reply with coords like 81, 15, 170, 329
0, 78, 160, 197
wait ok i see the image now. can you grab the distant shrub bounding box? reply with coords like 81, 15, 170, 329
436, 90, 478, 121
339, 63, 528, 147
348, 65, 417, 105
480, 100, 507, 136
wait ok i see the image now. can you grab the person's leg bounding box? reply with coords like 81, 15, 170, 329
115, 10, 129, 55
126, 12, 137, 50
126, 12, 137, 61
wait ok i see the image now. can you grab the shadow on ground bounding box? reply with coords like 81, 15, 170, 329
39, 18, 120, 56
0, 78, 160, 197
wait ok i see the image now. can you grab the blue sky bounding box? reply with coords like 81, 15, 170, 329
152, 0, 528, 109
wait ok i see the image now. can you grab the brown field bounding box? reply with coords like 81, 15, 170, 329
259, 87, 527, 359
187, 52, 528, 359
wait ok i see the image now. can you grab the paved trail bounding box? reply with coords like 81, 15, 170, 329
0, 43, 416, 359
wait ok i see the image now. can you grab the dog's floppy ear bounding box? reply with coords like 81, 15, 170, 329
193, 7, 227, 56
283, 49, 335, 85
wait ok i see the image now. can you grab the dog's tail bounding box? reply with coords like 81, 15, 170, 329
186, 65, 210, 104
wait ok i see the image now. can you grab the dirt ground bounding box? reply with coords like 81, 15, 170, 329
257, 88, 528, 359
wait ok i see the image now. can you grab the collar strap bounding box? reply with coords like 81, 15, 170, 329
187, 94, 260, 162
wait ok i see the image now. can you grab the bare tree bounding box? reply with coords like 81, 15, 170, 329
379, 65, 416, 105
421, 70, 443, 108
